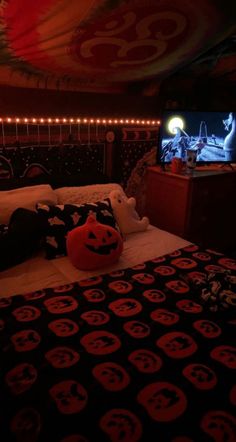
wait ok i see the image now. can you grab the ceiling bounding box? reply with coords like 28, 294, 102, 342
0, 0, 235, 96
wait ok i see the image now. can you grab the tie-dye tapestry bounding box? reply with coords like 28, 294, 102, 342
0, 0, 235, 93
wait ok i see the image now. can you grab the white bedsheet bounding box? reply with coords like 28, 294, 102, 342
0, 225, 191, 297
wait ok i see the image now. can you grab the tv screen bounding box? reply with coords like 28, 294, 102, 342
158, 110, 236, 164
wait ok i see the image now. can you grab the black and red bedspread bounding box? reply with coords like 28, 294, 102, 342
0, 245, 236, 442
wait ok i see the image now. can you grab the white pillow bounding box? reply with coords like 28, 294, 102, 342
55, 183, 126, 205
0, 184, 58, 224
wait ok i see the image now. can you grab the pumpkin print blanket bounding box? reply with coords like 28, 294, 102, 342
0, 244, 236, 442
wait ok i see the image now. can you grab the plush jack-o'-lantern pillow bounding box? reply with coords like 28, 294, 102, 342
66, 215, 123, 270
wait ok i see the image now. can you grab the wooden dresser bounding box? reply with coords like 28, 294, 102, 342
146, 166, 236, 252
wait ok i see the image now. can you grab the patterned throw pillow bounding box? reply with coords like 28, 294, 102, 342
36, 199, 120, 259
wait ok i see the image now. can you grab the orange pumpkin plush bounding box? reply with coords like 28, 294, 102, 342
66, 214, 123, 270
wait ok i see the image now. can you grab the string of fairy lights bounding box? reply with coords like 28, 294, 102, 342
0, 116, 161, 125
0, 116, 161, 146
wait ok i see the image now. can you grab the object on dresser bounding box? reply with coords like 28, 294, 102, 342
66, 214, 123, 270
36, 199, 120, 259
109, 190, 149, 236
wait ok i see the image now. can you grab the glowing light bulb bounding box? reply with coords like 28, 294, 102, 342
55, 118, 59, 123
40, 118, 44, 123
7, 118, 11, 122
70, 118, 74, 122
83, 118, 87, 123
16, 118, 20, 122
24, 118, 28, 122
96, 119, 100, 123
32, 118, 36, 123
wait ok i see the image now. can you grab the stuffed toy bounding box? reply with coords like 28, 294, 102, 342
66, 214, 123, 270
109, 190, 149, 236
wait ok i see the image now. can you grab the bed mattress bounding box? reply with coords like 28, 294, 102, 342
0, 225, 191, 297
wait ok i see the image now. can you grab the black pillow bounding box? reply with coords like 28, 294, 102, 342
0, 208, 46, 271
36, 199, 120, 259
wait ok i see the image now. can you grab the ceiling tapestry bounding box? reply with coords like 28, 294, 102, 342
0, 0, 235, 93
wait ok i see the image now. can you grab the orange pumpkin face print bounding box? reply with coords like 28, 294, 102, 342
5, 363, 37, 395
176, 299, 203, 313
132, 273, 155, 285
0, 297, 12, 308
100, 408, 142, 442
143, 289, 166, 303
137, 382, 187, 422
182, 364, 217, 390
165, 280, 189, 294
12, 305, 41, 322
150, 309, 179, 326
183, 245, 199, 252
193, 320, 221, 338
152, 256, 166, 263
11, 329, 41, 352
201, 410, 236, 442
218, 257, 236, 270
123, 320, 150, 338
81, 310, 110, 326
128, 349, 162, 373
10, 408, 41, 441
171, 258, 197, 269
80, 331, 121, 355
154, 266, 176, 276
44, 296, 78, 314
210, 345, 236, 369
54, 284, 74, 293
83, 289, 106, 302
156, 332, 197, 358
79, 276, 103, 287
50, 380, 87, 414
92, 362, 130, 391
23, 289, 46, 300
48, 318, 79, 337
109, 298, 142, 317
132, 263, 146, 270
187, 271, 207, 284
169, 250, 182, 257
108, 280, 133, 294
45, 347, 80, 368
192, 252, 211, 261
109, 269, 125, 277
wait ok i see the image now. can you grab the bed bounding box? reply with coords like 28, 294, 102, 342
0, 182, 236, 442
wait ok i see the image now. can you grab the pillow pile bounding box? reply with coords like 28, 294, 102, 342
36, 199, 120, 259
0, 184, 57, 225
55, 183, 125, 205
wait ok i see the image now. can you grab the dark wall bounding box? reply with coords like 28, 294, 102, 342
0, 85, 159, 118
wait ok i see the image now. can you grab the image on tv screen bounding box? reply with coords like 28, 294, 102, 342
159, 111, 236, 163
